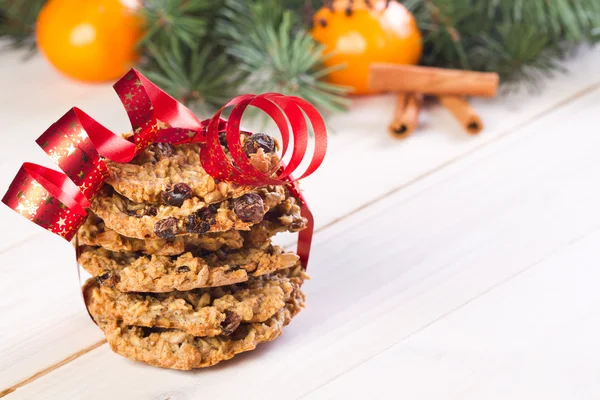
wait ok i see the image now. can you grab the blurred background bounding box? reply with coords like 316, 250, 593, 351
1, 0, 599, 117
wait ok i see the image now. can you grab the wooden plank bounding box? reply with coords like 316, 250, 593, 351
304, 229, 600, 399
0, 238, 104, 390
0, 340, 105, 398
6, 73, 600, 399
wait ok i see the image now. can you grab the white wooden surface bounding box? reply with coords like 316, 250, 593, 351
1, 45, 600, 399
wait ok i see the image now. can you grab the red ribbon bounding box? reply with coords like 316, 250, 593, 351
2, 69, 326, 269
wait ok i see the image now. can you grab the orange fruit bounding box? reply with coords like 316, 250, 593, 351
36, 0, 144, 82
311, 0, 422, 94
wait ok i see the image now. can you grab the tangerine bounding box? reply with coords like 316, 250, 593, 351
312, 0, 422, 94
36, 0, 144, 82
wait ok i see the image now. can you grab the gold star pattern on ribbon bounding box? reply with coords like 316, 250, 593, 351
49, 150, 62, 163
27, 204, 39, 215
15, 202, 28, 215
66, 144, 76, 156
75, 127, 87, 142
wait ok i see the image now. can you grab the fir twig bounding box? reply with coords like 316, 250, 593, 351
405, 0, 600, 84
139, 0, 218, 49
0, 0, 46, 53
217, 0, 350, 113
139, 40, 242, 116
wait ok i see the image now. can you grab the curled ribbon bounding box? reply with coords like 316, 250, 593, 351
2, 69, 326, 268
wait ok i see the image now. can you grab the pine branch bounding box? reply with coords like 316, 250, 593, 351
139, 40, 242, 116
216, 0, 350, 113
139, 0, 220, 49
405, 0, 600, 84
0, 0, 46, 52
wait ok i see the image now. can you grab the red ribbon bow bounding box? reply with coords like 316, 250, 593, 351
2, 69, 327, 268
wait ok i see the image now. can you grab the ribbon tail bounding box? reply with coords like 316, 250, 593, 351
284, 178, 314, 270
36, 107, 124, 200
297, 203, 314, 270
2, 163, 89, 241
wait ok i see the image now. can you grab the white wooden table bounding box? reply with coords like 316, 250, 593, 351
1, 45, 600, 400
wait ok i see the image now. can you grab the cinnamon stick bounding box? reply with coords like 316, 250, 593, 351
388, 93, 422, 139
370, 64, 499, 98
438, 95, 483, 134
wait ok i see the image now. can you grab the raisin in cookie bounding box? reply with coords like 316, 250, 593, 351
78, 244, 299, 292
91, 185, 288, 240
105, 142, 279, 205
84, 266, 307, 337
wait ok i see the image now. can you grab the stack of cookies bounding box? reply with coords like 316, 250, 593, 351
77, 133, 309, 370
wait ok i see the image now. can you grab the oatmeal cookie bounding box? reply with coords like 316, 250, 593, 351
84, 266, 307, 337
78, 244, 300, 292
91, 185, 288, 240
78, 206, 306, 256
93, 282, 305, 370
78, 213, 243, 255
105, 142, 279, 205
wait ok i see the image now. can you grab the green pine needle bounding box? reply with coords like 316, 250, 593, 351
139, 0, 219, 49
0, 0, 46, 52
139, 40, 242, 116
405, 0, 600, 84
217, 0, 350, 113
